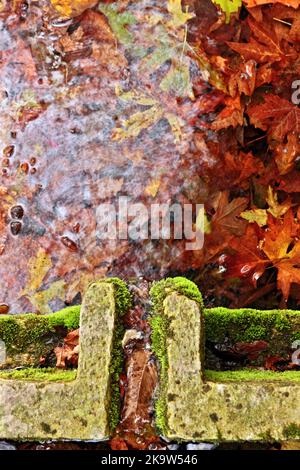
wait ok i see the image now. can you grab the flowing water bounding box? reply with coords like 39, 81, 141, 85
0, 0, 212, 314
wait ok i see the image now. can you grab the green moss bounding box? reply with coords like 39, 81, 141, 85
104, 277, 132, 316
150, 277, 202, 436
0, 306, 81, 355
204, 307, 300, 345
108, 322, 125, 432
105, 279, 132, 432
283, 423, 300, 439
150, 277, 203, 315
48, 305, 80, 330
0, 367, 76, 382
205, 369, 300, 382
150, 315, 169, 436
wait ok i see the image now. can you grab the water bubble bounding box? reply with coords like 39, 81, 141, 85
61, 236, 79, 252
3, 145, 14, 158
10, 221, 22, 236
10, 205, 24, 220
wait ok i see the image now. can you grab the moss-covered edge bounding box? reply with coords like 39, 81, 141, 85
205, 369, 300, 382
283, 423, 300, 439
204, 306, 300, 344
101, 278, 132, 433
0, 367, 77, 382
0, 305, 81, 355
150, 277, 203, 436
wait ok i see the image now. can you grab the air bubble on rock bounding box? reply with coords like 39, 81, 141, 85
10, 205, 24, 220
61, 236, 79, 252
3, 145, 14, 158
10, 221, 22, 236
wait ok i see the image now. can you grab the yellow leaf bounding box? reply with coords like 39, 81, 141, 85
24, 248, 52, 293
50, 0, 98, 18
167, 0, 195, 28
241, 209, 268, 226
145, 179, 160, 198
266, 186, 291, 219
165, 113, 184, 143
28, 280, 66, 314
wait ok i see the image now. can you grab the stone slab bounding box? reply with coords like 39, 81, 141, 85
160, 292, 300, 442
0, 281, 116, 440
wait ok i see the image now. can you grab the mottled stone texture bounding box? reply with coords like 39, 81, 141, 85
161, 293, 300, 442
0, 281, 115, 440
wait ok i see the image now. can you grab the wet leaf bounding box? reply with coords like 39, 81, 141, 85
99, 3, 136, 45
167, 0, 195, 28
55, 329, 79, 368
212, 0, 242, 22
51, 0, 98, 18
248, 94, 300, 141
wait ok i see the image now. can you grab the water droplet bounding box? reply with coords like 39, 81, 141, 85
30, 167, 37, 175
0, 304, 9, 314
10, 221, 22, 236
10, 205, 24, 220
61, 236, 79, 252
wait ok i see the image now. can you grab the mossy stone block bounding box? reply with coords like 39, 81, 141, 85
0, 281, 118, 440
152, 283, 300, 442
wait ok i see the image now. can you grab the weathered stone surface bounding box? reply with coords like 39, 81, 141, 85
0, 281, 116, 440
159, 292, 300, 442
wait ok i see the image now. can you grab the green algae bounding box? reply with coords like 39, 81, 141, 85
0, 367, 76, 382
205, 369, 300, 383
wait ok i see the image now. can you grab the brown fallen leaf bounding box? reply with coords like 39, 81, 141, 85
233, 340, 269, 361
55, 329, 79, 368
121, 348, 157, 428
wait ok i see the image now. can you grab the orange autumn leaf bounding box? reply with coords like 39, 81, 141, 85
228, 17, 284, 64
55, 329, 79, 368
221, 223, 269, 286
247, 94, 300, 141
243, 0, 300, 8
